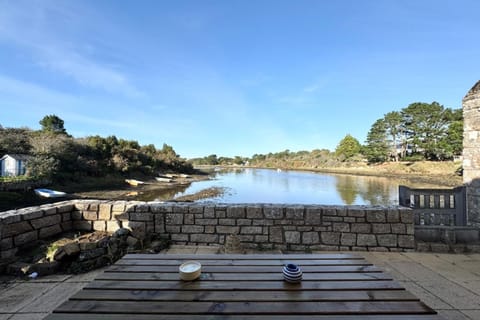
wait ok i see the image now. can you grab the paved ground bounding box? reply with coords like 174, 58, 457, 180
1, 246, 479, 320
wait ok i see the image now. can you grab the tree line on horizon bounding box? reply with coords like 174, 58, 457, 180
0, 115, 193, 183
190, 101, 463, 167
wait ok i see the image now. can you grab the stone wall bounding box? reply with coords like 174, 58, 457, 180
463, 80, 480, 227
0, 200, 415, 262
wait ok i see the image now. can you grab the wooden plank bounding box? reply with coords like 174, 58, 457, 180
71, 289, 417, 302
120, 253, 364, 260
105, 265, 378, 273
85, 280, 403, 291
115, 259, 371, 266
53, 300, 436, 315
96, 272, 393, 281
44, 313, 444, 320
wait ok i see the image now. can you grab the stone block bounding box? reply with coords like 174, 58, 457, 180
129, 211, 152, 221
14, 230, 38, 246
285, 206, 304, 220
350, 223, 371, 233
357, 234, 377, 246
98, 204, 112, 220
166, 213, 184, 225
323, 208, 337, 216
377, 234, 397, 247
372, 223, 391, 234
269, 226, 284, 243
366, 211, 386, 223
22, 209, 44, 220
226, 206, 245, 218
352, 246, 367, 251
347, 209, 365, 218
64, 242, 80, 255
253, 219, 274, 226
150, 204, 172, 213
219, 218, 236, 226
302, 232, 319, 244
165, 225, 181, 233
344, 217, 356, 223
30, 215, 61, 229
264, 206, 283, 219
321, 232, 340, 245
190, 234, 218, 243
3, 221, 33, 237
255, 235, 269, 243
415, 241, 431, 252
323, 216, 343, 222
241, 226, 262, 234
398, 235, 415, 248
92, 221, 106, 231
430, 242, 450, 253
106, 220, 122, 232
237, 219, 252, 226
83, 211, 98, 221
189, 205, 205, 214
57, 203, 74, 213
134, 203, 150, 213
333, 222, 350, 232
406, 224, 414, 235
196, 218, 218, 225
171, 234, 189, 242
340, 233, 356, 246
305, 208, 321, 225
387, 209, 400, 223
285, 231, 301, 243
216, 226, 239, 234
62, 212, 72, 221
0, 237, 13, 250
42, 206, 57, 216
73, 221, 92, 231
182, 225, 205, 233
400, 211, 414, 224
39, 224, 62, 239
124, 221, 147, 239
391, 223, 406, 234
1, 247, 18, 259
246, 206, 263, 219
172, 205, 189, 213
205, 226, 215, 233
71, 210, 82, 220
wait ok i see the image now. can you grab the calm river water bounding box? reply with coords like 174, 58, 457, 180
166, 168, 440, 205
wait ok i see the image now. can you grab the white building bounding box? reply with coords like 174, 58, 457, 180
0, 154, 30, 177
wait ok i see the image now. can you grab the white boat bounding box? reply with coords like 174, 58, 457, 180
155, 177, 172, 183
34, 188, 67, 198
180, 174, 190, 178
125, 179, 145, 186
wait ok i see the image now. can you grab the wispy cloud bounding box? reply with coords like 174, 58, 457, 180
0, 0, 142, 97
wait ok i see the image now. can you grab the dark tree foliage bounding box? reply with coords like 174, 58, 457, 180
364, 102, 463, 162
1, 116, 193, 181
39, 114, 67, 134
363, 119, 389, 163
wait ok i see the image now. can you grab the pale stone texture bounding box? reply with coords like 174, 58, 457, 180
463, 80, 480, 226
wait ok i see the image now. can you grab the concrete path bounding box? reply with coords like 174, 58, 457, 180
0, 246, 479, 320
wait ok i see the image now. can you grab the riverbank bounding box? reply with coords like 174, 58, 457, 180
207, 161, 463, 188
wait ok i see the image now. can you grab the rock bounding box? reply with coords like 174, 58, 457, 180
126, 236, 140, 248
33, 261, 60, 276
113, 228, 130, 238
63, 242, 80, 255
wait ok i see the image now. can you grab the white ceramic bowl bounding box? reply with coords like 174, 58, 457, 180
179, 261, 202, 281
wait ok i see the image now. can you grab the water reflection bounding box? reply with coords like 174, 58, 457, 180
132, 168, 443, 205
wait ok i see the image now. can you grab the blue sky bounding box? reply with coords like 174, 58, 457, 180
0, 0, 479, 158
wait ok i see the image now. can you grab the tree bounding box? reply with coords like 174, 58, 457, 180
335, 134, 361, 160
39, 114, 67, 134
383, 111, 404, 160
401, 102, 456, 160
363, 119, 389, 163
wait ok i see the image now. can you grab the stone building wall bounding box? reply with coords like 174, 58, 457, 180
463, 80, 480, 227
0, 200, 415, 261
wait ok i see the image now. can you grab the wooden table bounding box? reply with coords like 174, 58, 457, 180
45, 253, 442, 319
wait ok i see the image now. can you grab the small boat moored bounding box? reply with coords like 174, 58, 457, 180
156, 177, 173, 183
34, 188, 67, 198
125, 179, 145, 186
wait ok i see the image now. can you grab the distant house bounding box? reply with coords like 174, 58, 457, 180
0, 154, 30, 177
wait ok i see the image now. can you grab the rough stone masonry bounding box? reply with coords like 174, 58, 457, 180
463, 80, 480, 227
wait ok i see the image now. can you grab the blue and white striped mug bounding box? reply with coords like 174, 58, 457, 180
283, 263, 302, 283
